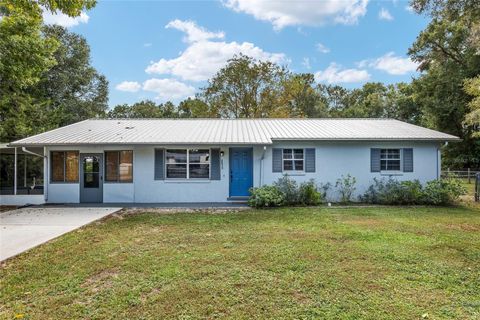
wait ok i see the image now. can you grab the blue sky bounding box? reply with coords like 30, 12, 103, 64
43, 0, 428, 108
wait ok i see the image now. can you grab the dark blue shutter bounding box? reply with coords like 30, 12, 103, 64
371, 148, 381, 172
272, 148, 282, 173
210, 148, 221, 180
154, 149, 165, 180
403, 148, 413, 172
305, 148, 315, 173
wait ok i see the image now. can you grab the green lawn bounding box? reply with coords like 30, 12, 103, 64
1, 206, 480, 319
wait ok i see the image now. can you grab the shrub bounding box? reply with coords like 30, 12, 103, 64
298, 179, 323, 205
248, 185, 285, 208
335, 174, 357, 203
423, 178, 466, 205
360, 178, 423, 205
360, 177, 466, 206
274, 175, 299, 205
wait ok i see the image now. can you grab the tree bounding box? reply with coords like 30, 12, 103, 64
408, 0, 480, 168
33, 25, 108, 127
464, 76, 480, 137
0, 0, 98, 141
201, 54, 287, 118
280, 73, 327, 118
178, 98, 212, 118
107, 100, 179, 119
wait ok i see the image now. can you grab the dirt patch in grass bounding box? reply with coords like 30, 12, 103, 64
0, 205, 17, 213
81, 268, 120, 293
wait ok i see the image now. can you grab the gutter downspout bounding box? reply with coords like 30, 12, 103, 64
438, 142, 448, 179
21, 147, 44, 158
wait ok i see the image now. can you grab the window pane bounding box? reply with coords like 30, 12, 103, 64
166, 150, 187, 164
52, 152, 65, 182
84, 173, 99, 188
189, 149, 209, 163
283, 160, 293, 171
105, 151, 119, 182
387, 161, 400, 171
65, 152, 79, 182
283, 149, 293, 159
119, 151, 133, 182
189, 164, 209, 179
380, 160, 387, 171
293, 149, 304, 159
166, 164, 187, 178
294, 160, 304, 171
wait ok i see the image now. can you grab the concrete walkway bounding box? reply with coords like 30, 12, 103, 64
0, 207, 120, 261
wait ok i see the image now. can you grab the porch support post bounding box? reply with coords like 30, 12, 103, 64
14, 147, 17, 195
24, 154, 27, 188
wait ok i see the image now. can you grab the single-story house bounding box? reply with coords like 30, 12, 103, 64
1, 118, 459, 205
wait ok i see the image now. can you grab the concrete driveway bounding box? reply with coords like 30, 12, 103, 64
0, 207, 120, 261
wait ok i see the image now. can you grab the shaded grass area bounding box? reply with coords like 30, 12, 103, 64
1, 206, 480, 319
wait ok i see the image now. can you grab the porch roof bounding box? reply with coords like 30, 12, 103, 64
8, 118, 460, 146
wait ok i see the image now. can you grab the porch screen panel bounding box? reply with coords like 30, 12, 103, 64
65, 151, 79, 182
119, 151, 133, 182
51, 152, 65, 182
105, 151, 119, 182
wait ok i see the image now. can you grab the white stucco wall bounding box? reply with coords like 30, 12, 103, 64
261, 141, 441, 201
43, 141, 442, 203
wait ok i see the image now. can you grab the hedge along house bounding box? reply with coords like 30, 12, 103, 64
2, 118, 459, 205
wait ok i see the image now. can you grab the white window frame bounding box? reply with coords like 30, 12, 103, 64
165, 148, 211, 180
380, 148, 402, 172
282, 148, 305, 173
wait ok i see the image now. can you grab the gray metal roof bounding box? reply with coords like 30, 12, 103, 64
9, 118, 460, 146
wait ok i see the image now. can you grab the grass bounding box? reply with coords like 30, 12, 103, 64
1, 206, 480, 319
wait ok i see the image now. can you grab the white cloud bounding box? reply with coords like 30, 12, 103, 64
358, 52, 418, 75
316, 43, 330, 53
143, 78, 196, 101
43, 11, 89, 27
378, 8, 393, 21
145, 20, 286, 82
115, 81, 142, 93
166, 19, 225, 43
223, 0, 369, 30
314, 63, 370, 83
302, 57, 311, 70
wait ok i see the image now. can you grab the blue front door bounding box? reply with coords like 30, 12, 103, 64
229, 148, 253, 197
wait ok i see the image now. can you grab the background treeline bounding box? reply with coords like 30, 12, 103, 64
0, 0, 479, 169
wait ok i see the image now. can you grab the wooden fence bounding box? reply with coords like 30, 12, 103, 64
441, 169, 480, 183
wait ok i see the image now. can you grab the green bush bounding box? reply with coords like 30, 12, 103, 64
360, 178, 423, 205
360, 178, 466, 206
298, 179, 323, 205
335, 174, 357, 203
248, 185, 285, 208
274, 175, 299, 205
423, 178, 466, 205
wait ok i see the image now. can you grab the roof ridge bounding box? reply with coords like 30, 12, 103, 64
90, 118, 397, 121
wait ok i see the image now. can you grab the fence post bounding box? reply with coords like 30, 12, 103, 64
468, 168, 471, 184
476, 173, 479, 202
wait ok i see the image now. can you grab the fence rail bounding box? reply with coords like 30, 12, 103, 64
441, 169, 480, 183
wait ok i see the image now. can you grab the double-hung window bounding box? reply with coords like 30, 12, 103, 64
166, 149, 210, 179
283, 149, 304, 172
105, 151, 133, 182
380, 149, 401, 171
51, 151, 79, 182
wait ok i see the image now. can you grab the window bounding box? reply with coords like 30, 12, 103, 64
283, 149, 304, 171
51, 151, 79, 182
380, 149, 401, 171
166, 149, 210, 179
105, 151, 133, 182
